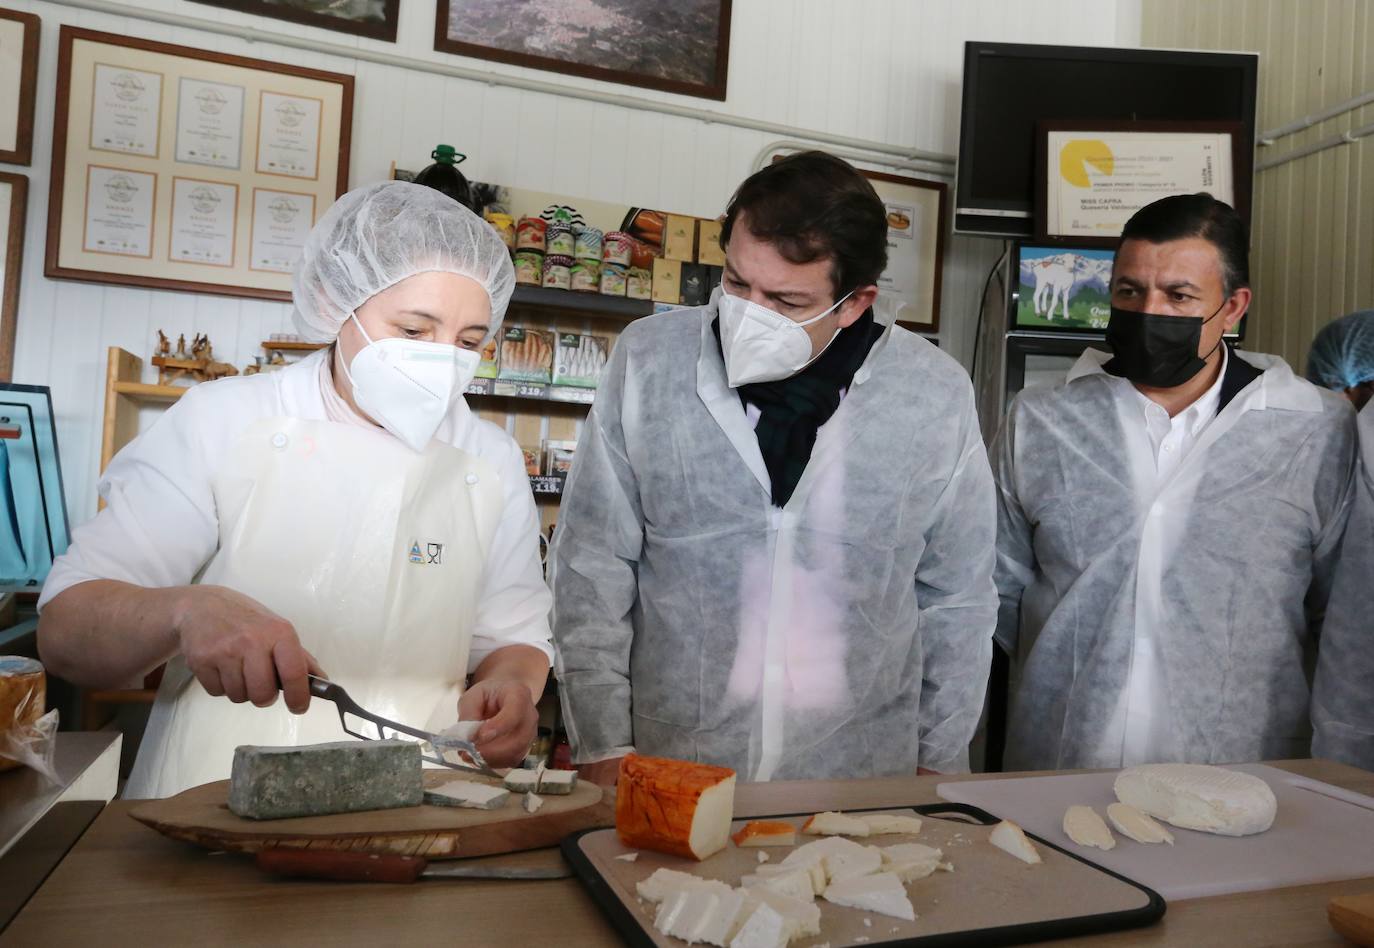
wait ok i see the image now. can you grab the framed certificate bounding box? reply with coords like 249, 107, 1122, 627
1036, 121, 1248, 248
45, 26, 353, 301
0, 172, 26, 380
0, 8, 39, 166
860, 169, 947, 332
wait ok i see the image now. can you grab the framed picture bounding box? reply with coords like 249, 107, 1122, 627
1012, 243, 1245, 340
434, 0, 732, 101
1035, 120, 1248, 248
861, 169, 947, 333
0, 8, 40, 165
45, 26, 353, 302
188, 0, 400, 43
0, 172, 26, 380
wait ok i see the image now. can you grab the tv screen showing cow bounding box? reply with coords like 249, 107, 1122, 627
1013, 245, 1114, 333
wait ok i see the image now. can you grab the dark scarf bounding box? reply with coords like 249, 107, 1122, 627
713, 308, 883, 507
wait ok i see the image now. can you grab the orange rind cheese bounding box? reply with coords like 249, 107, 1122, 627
731, 820, 797, 848
615, 754, 737, 861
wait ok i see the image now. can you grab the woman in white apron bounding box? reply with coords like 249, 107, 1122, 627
37, 183, 554, 798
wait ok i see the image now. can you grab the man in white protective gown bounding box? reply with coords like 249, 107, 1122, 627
551, 152, 998, 785
993, 192, 1358, 771
37, 183, 554, 798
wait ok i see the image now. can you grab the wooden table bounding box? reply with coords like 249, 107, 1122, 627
3, 759, 1370, 947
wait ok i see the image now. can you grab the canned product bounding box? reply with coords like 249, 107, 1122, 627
546, 222, 575, 257
626, 266, 652, 300
599, 263, 627, 296
574, 226, 604, 262
516, 216, 547, 251
602, 231, 633, 267
513, 250, 543, 285
485, 212, 516, 250
570, 259, 601, 293
542, 254, 574, 290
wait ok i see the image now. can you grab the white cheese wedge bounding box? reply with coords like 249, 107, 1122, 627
440, 720, 483, 743
857, 813, 924, 836
757, 852, 769, 863
503, 769, 542, 794
740, 867, 816, 903
1114, 764, 1277, 837
758, 860, 828, 896
637, 867, 707, 903
879, 843, 945, 882
780, 837, 876, 889
614, 852, 639, 862
522, 791, 544, 814
729, 903, 790, 948
423, 780, 509, 810
746, 888, 823, 939
537, 768, 578, 795
826, 845, 884, 883
801, 811, 871, 837
1106, 802, 1175, 845
654, 882, 744, 946
989, 820, 1042, 865
823, 872, 916, 921
1063, 805, 1116, 851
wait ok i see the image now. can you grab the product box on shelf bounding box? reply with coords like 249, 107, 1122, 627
552, 333, 610, 389
497, 327, 555, 385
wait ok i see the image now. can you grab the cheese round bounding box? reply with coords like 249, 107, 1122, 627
1114, 764, 1277, 837
0, 656, 46, 772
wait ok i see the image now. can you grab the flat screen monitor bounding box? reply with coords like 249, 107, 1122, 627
0, 384, 70, 589
1012, 244, 1246, 340
956, 42, 1258, 238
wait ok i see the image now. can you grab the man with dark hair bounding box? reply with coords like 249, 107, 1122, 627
993, 192, 1358, 770
551, 151, 997, 783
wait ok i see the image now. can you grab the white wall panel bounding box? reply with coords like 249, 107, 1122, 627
1, 0, 1137, 524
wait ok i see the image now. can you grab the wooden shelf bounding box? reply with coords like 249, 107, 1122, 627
465, 377, 596, 406
508, 284, 655, 320
111, 380, 188, 403
262, 341, 327, 351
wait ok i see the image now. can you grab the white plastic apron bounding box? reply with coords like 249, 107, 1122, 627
124, 415, 502, 799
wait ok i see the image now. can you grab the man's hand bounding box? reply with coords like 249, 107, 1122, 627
173, 585, 323, 713
458, 680, 540, 768
576, 756, 625, 787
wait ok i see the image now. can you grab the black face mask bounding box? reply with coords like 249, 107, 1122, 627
1104, 301, 1225, 388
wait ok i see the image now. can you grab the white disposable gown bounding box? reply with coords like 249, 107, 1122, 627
549, 297, 998, 781
1312, 403, 1374, 770
994, 348, 1356, 770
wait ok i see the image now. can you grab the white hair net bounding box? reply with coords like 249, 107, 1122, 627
1307, 310, 1374, 391
292, 181, 515, 343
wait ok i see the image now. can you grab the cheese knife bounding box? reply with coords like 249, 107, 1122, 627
255, 849, 571, 883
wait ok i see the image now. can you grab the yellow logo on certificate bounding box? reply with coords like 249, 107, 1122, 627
1059, 139, 1115, 188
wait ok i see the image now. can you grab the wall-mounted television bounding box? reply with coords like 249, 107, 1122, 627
956, 42, 1259, 238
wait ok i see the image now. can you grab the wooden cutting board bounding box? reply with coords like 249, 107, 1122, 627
130, 770, 610, 860
937, 763, 1374, 901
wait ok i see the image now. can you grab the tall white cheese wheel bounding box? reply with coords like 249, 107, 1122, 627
0, 656, 45, 772
1114, 764, 1277, 837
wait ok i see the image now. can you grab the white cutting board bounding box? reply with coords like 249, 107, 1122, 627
937, 763, 1374, 901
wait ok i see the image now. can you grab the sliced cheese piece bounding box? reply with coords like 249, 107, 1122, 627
823, 872, 916, 921
637, 867, 705, 903
1063, 805, 1116, 851
537, 768, 578, 795
825, 845, 884, 883
879, 843, 944, 882
856, 813, 924, 836
440, 720, 483, 743
728, 902, 790, 948
780, 837, 871, 890
740, 867, 816, 903
614, 852, 639, 862
732, 820, 797, 848
698, 888, 756, 947
653, 881, 741, 945
1107, 802, 1175, 845
1114, 764, 1277, 837
746, 888, 823, 939
423, 779, 509, 810
757, 852, 770, 864
503, 768, 542, 793
522, 791, 544, 814
989, 820, 1042, 865
758, 860, 827, 896
801, 811, 871, 837
616, 754, 737, 860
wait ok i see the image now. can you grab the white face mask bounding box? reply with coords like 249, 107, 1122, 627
717, 285, 854, 386
339, 313, 480, 452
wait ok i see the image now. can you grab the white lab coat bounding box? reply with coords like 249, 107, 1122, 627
993, 348, 1357, 770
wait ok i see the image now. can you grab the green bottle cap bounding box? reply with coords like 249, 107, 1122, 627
431, 144, 466, 164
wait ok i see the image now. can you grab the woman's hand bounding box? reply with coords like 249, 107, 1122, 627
458, 680, 540, 768
173, 585, 324, 713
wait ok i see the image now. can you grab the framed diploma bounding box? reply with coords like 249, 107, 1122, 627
0, 8, 39, 166
46, 26, 353, 301
0, 172, 26, 380
1036, 121, 1248, 248
861, 169, 947, 332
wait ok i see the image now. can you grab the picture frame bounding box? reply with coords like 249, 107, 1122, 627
0, 8, 40, 166
860, 168, 947, 333
45, 26, 353, 302
1035, 119, 1249, 249
434, 0, 732, 101
0, 171, 26, 380
188, 0, 400, 43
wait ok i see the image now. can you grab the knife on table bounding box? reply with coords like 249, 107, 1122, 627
255, 849, 571, 883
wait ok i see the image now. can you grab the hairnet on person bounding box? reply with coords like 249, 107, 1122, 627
292, 181, 514, 343
1307, 310, 1374, 391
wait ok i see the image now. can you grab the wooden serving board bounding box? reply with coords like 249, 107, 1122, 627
129, 770, 609, 860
